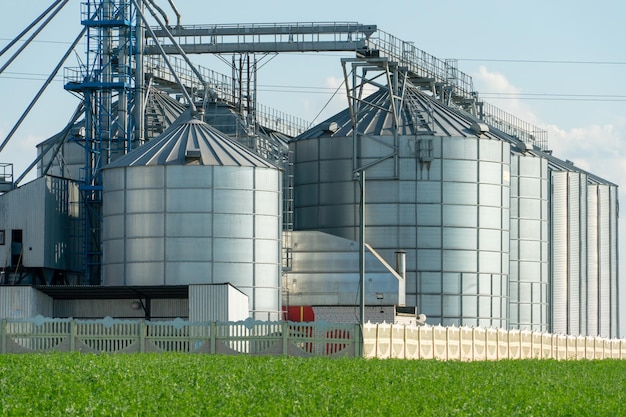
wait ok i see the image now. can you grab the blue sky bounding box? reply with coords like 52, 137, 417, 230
1, 0, 625, 332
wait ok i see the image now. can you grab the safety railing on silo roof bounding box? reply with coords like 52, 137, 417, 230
366, 29, 549, 150
366, 30, 475, 100
479, 101, 548, 150
143, 55, 308, 139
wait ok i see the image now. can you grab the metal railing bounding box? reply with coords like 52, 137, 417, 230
147, 22, 375, 54
144, 55, 308, 138
367, 29, 549, 149
367, 30, 475, 101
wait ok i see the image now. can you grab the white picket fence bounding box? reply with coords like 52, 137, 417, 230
363, 323, 626, 360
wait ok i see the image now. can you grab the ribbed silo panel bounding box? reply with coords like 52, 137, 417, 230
566, 173, 581, 335
586, 185, 599, 335
609, 186, 619, 337
102, 114, 283, 320
551, 172, 568, 334
598, 185, 611, 337
509, 153, 549, 332
578, 176, 588, 336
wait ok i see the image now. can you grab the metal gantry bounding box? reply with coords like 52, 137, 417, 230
64, 0, 139, 284
144, 21, 548, 150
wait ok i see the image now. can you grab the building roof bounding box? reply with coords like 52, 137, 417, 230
33, 285, 189, 300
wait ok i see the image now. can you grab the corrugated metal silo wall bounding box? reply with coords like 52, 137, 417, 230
551, 170, 587, 335
293, 133, 511, 328
0, 287, 53, 318
102, 164, 282, 321
609, 186, 619, 338
587, 183, 619, 338
509, 154, 549, 331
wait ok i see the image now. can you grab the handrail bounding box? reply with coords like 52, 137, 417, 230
144, 55, 307, 137
367, 29, 548, 149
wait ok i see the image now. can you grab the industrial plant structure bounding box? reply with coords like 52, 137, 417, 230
0, 1, 619, 337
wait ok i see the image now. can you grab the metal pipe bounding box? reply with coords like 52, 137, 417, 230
0, 0, 64, 58
395, 250, 406, 307
0, 25, 87, 154
145, 0, 169, 27
134, 0, 145, 146
0, 0, 69, 75
142, 0, 206, 86
133, 0, 196, 112
166, 0, 182, 28
359, 170, 365, 327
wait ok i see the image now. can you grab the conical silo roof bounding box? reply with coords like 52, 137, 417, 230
296, 84, 501, 140
105, 109, 278, 169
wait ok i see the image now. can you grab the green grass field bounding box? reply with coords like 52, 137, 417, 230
0, 353, 624, 416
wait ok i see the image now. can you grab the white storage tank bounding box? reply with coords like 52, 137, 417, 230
101, 110, 283, 320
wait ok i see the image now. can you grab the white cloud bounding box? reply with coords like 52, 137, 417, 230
473, 66, 541, 127
546, 119, 626, 184
474, 66, 626, 186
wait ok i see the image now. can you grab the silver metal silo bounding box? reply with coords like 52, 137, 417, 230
550, 161, 588, 336
546, 155, 618, 338
587, 180, 619, 337
102, 110, 283, 320
292, 86, 511, 328
509, 152, 549, 332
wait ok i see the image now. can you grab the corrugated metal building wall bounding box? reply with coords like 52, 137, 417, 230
0, 287, 52, 318
188, 284, 249, 322
0, 176, 79, 274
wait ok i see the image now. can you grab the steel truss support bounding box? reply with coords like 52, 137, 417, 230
64, 0, 139, 284
341, 57, 406, 179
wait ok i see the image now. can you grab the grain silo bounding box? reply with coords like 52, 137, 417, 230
292, 84, 511, 328
586, 177, 619, 338
508, 149, 550, 332
101, 109, 283, 320
546, 154, 619, 338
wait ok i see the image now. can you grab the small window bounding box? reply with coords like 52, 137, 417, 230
0, 230, 4, 245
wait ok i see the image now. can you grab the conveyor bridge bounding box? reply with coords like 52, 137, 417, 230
146, 21, 547, 149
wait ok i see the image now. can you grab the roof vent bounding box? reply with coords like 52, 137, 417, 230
470, 122, 489, 135
321, 121, 339, 134
185, 148, 202, 164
